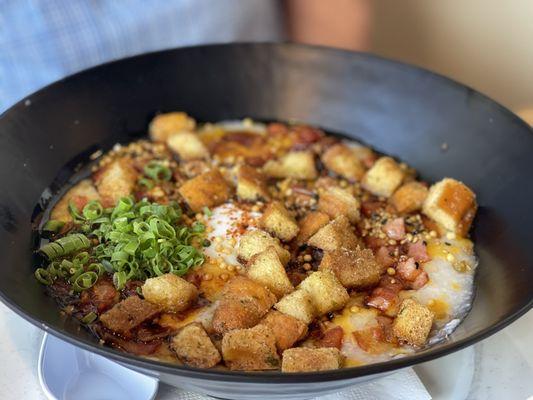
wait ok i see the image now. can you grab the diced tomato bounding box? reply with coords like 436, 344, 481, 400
319, 326, 344, 349
383, 218, 405, 240
407, 241, 431, 263
396, 257, 420, 281
375, 246, 395, 267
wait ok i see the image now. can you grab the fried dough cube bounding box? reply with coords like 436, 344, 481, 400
94, 158, 138, 207
149, 112, 196, 142
274, 289, 317, 324
100, 296, 161, 335
422, 178, 477, 236
167, 132, 209, 160
390, 181, 429, 214
221, 325, 280, 371
298, 271, 349, 315
247, 247, 294, 299
322, 144, 365, 182
259, 201, 299, 241
237, 230, 290, 265
170, 323, 221, 368
236, 165, 270, 201
307, 215, 360, 251
318, 187, 360, 223
281, 347, 343, 372
50, 179, 101, 223
178, 169, 232, 212
295, 211, 330, 246
142, 273, 198, 313
361, 157, 405, 197
212, 276, 276, 334
392, 299, 434, 347
319, 247, 385, 288
263, 151, 317, 180
259, 311, 308, 351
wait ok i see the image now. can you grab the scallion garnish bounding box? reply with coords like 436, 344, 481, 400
80, 311, 97, 324
143, 161, 171, 182
35, 197, 206, 291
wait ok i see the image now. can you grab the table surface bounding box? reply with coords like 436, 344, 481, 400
0, 302, 530, 400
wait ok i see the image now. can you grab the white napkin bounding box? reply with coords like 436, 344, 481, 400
156, 368, 431, 400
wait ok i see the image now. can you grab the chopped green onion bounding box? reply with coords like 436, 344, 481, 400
36, 197, 205, 291
144, 161, 171, 181
138, 178, 154, 190
81, 312, 97, 324
42, 220, 65, 233
191, 222, 205, 233
202, 206, 213, 217
82, 200, 103, 220
72, 271, 98, 292
35, 268, 53, 285
39, 233, 91, 260
68, 201, 85, 223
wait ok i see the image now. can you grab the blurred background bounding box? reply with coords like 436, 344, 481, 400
1, 0, 532, 122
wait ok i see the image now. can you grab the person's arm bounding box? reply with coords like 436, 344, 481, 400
285, 0, 372, 51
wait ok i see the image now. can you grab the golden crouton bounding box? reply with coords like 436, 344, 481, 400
281, 347, 343, 372
167, 132, 209, 160
361, 157, 405, 197
295, 211, 330, 246
318, 187, 360, 223
178, 169, 232, 212
307, 215, 360, 251
319, 247, 385, 288
390, 181, 429, 213
236, 165, 270, 201
321, 144, 365, 182
259, 311, 308, 351
259, 201, 299, 241
50, 179, 101, 223
247, 247, 294, 299
94, 158, 138, 207
392, 299, 434, 347
263, 151, 317, 180
221, 325, 280, 371
142, 273, 198, 313
170, 323, 221, 368
274, 289, 317, 324
422, 178, 477, 236
149, 112, 196, 142
298, 271, 349, 315
212, 276, 276, 334
237, 230, 290, 265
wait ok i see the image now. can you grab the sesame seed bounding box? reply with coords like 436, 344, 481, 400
203, 274, 212, 281
285, 189, 293, 196
388, 239, 397, 245
303, 254, 312, 262
350, 306, 359, 313
195, 213, 202, 220
303, 263, 312, 271
220, 273, 229, 281
378, 232, 386, 239
219, 262, 227, 270
390, 279, 396, 284
430, 230, 438, 238
227, 265, 236, 272
387, 267, 396, 276
446, 232, 456, 240
446, 253, 455, 262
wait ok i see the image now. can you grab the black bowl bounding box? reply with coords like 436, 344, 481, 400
0, 43, 531, 399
